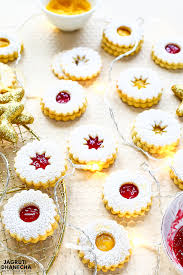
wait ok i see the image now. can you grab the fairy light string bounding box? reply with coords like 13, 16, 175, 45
0, 13, 181, 275
54, 158, 98, 275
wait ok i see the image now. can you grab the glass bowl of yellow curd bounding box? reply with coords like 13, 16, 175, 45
40, 0, 98, 31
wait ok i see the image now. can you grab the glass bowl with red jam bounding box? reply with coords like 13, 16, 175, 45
161, 192, 183, 274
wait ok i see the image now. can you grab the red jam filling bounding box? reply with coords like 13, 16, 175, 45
85, 136, 103, 150
30, 153, 50, 170
173, 226, 183, 267
165, 44, 180, 54
120, 183, 139, 199
56, 91, 70, 104
20, 205, 40, 222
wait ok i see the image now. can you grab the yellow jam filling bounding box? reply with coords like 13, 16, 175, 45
117, 26, 131, 36
95, 233, 115, 252
153, 124, 167, 135
0, 38, 10, 48
46, 0, 92, 15
132, 78, 150, 90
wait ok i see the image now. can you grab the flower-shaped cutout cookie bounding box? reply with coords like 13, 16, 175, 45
52, 47, 102, 81
14, 140, 67, 188
68, 125, 117, 171
117, 68, 162, 108
132, 109, 180, 157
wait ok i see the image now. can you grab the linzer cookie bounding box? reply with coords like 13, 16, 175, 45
2, 190, 60, 243
102, 20, 143, 57
68, 125, 117, 171
132, 109, 180, 157
103, 170, 152, 218
52, 47, 102, 81
78, 220, 132, 272
117, 68, 162, 108
0, 32, 23, 63
152, 39, 183, 69
41, 80, 87, 121
14, 140, 67, 188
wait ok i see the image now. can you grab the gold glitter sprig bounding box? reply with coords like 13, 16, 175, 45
172, 85, 183, 116
0, 87, 34, 143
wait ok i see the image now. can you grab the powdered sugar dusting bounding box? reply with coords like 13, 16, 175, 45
2, 189, 58, 241
117, 68, 162, 100
41, 80, 87, 115
0, 32, 22, 58
60, 47, 102, 79
14, 140, 66, 185
68, 125, 117, 163
133, 109, 180, 146
153, 38, 183, 64
103, 170, 152, 213
103, 20, 143, 47
79, 219, 131, 267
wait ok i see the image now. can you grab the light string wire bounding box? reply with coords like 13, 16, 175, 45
54, 158, 98, 275
137, 162, 162, 275
0, 153, 46, 275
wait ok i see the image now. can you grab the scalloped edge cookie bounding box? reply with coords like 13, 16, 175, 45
102, 39, 143, 57
2, 190, 60, 243
0, 32, 23, 63
52, 47, 102, 81
68, 125, 118, 171
102, 170, 152, 218
101, 20, 143, 57
78, 220, 132, 272
41, 80, 87, 121
131, 109, 180, 157
14, 140, 67, 188
152, 39, 183, 70
117, 68, 162, 108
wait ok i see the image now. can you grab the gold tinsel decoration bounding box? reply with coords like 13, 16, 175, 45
0, 86, 34, 143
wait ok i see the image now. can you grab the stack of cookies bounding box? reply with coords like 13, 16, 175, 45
101, 20, 143, 57
52, 47, 102, 81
